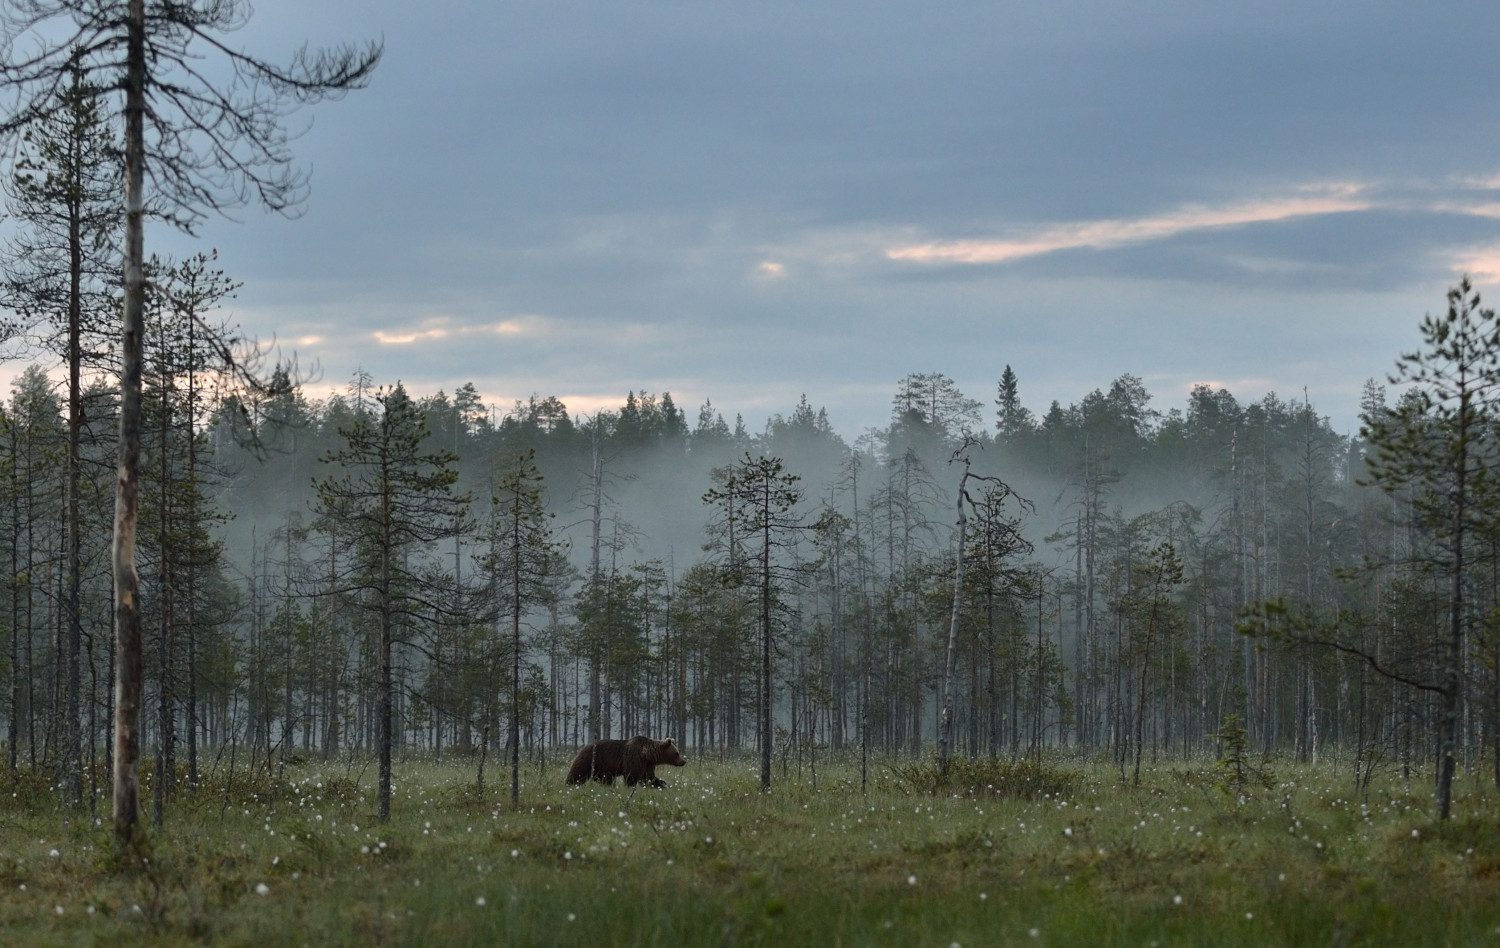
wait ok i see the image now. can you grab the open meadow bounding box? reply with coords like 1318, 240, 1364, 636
2, 751, 1500, 946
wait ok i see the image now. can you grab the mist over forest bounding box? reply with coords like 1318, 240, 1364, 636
213, 364, 1349, 602
5, 321, 1419, 790
0, 0, 1493, 839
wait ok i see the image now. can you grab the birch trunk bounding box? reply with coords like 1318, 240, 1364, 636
938, 469, 967, 776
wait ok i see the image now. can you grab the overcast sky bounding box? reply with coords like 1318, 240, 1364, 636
139, 0, 1500, 437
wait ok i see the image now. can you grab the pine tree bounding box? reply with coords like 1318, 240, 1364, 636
704, 453, 805, 791
315, 384, 467, 821
478, 448, 559, 806
2, 55, 118, 809
1361, 280, 1500, 819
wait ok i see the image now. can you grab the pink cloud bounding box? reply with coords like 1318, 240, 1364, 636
886, 186, 1370, 264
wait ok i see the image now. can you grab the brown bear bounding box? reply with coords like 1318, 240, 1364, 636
566, 736, 686, 788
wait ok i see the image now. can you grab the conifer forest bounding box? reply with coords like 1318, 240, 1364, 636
6, 269, 1500, 823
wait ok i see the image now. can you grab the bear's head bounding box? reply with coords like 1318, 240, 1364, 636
654, 738, 687, 767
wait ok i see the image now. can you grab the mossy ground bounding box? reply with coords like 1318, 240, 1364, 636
2, 751, 1499, 945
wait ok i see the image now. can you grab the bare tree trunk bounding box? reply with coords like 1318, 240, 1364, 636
154, 369, 173, 827
1133, 603, 1156, 786
760, 512, 772, 793
8, 442, 17, 777
1438, 419, 1467, 821
63, 75, 84, 808
185, 317, 198, 791
376, 476, 393, 822
938, 471, 967, 776
111, 0, 147, 852
588, 423, 604, 743
511, 510, 522, 807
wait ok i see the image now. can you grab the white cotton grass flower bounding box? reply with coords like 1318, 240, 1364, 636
255, 883, 270, 896
475, 896, 486, 907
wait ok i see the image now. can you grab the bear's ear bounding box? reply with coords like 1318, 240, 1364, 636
664, 738, 676, 747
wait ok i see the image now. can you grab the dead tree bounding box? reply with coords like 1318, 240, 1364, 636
938, 435, 1031, 776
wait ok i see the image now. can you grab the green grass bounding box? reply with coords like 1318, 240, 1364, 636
3, 751, 1500, 945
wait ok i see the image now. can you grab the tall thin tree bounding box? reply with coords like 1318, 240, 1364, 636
315, 384, 465, 822
1362, 280, 1500, 820
705, 453, 804, 791
479, 448, 558, 806
0, 0, 380, 849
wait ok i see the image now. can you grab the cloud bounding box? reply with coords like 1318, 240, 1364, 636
1451, 172, 1500, 191
885, 184, 1371, 265
1436, 202, 1500, 220
370, 315, 540, 345
1449, 244, 1500, 285
374, 324, 452, 345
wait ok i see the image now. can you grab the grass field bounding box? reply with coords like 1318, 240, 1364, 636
2, 750, 1499, 946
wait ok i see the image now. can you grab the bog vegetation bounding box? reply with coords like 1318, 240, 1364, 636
2, 753, 1500, 945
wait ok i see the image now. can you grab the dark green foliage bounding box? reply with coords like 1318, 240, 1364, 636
1212, 714, 1274, 798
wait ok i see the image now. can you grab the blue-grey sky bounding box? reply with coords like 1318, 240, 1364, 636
150, 0, 1500, 436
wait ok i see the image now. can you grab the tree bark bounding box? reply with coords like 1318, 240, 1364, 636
111, 0, 147, 853
760, 491, 772, 793
64, 63, 84, 809
376, 454, 393, 822
154, 353, 173, 827
938, 469, 968, 776
510, 484, 522, 807
1437, 389, 1469, 821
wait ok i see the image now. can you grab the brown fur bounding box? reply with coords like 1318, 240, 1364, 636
565, 736, 687, 787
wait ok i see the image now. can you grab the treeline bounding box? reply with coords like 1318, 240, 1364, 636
7, 277, 1500, 817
